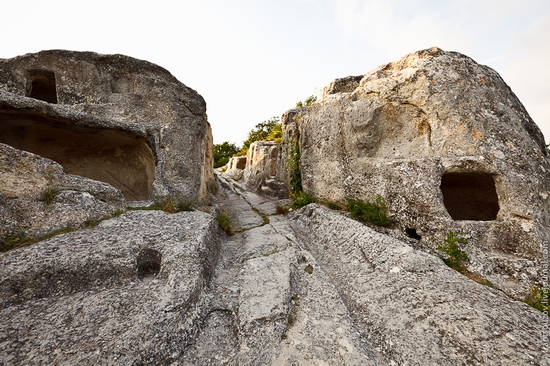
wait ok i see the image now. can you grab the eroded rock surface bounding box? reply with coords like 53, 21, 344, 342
0, 143, 125, 242
242, 141, 287, 198
0, 50, 214, 202
1, 169, 547, 365
0, 210, 222, 365
290, 204, 548, 365
224, 156, 247, 180
283, 47, 550, 298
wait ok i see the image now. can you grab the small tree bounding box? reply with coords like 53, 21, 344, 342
296, 95, 317, 107
213, 141, 240, 168
239, 116, 281, 155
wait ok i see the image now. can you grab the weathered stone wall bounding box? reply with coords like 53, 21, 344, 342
242, 140, 287, 197
0, 143, 126, 244
289, 47, 550, 297
0, 50, 214, 202
224, 156, 247, 180
276, 109, 304, 196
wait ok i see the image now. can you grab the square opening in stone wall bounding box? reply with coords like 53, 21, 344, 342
440, 172, 499, 221
26, 70, 57, 104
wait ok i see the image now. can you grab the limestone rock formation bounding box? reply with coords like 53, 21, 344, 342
242, 141, 288, 198
224, 156, 247, 180
0, 143, 125, 243
0, 50, 214, 203
290, 204, 547, 365
1, 161, 547, 364
284, 47, 550, 298
1, 47, 549, 365
229, 156, 247, 170
0, 210, 222, 365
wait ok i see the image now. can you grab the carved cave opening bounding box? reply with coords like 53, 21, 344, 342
440, 172, 499, 221
0, 110, 155, 201
26, 70, 58, 104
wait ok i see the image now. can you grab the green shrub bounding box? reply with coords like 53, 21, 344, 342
238, 116, 281, 155
296, 95, 317, 107
304, 95, 317, 106
287, 144, 302, 195
213, 141, 240, 168
345, 195, 391, 227
217, 212, 233, 235
437, 231, 469, 271
524, 285, 550, 315
292, 192, 315, 209
267, 123, 282, 141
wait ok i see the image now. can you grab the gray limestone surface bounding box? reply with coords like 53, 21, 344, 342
280, 47, 550, 299
0, 210, 222, 365
0, 142, 125, 242
290, 204, 548, 365
0, 169, 547, 365
0, 50, 214, 203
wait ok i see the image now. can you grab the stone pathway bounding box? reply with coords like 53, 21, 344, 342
180, 173, 378, 365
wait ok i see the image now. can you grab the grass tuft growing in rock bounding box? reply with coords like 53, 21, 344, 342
345, 195, 391, 227
1, 226, 78, 252
40, 186, 58, 205
292, 192, 315, 209
84, 209, 126, 228
216, 212, 233, 235
1, 209, 127, 252
275, 204, 290, 215
129, 195, 194, 214
321, 200, 342, 210
437, 231, 469, 271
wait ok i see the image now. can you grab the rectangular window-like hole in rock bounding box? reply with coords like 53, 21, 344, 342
27, 70, 57, 104
440, 172, 499, 221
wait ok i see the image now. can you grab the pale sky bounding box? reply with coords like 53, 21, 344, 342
1, 0, 549, 146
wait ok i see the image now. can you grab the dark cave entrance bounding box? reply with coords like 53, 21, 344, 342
440, 172, 499, 221
0, 109, 155, 201
26, 70, 58, 104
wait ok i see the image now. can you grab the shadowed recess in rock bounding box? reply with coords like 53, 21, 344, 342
440, 172, 499, 221
137, 248, 162, 280
26, 70, 57, 104
0, 110, 155, 200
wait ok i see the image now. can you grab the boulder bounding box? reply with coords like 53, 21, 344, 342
0, 143, 125, 245
286, 47, 550, 298
0, 210, 222, 365
243, 140, 288, 198
290, 204, 548, 365
0, 50, 214, 203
